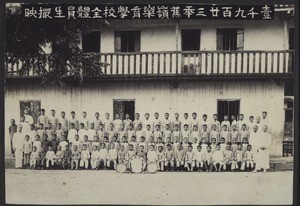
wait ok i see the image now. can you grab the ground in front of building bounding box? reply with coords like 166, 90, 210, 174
5, 169, 293, 205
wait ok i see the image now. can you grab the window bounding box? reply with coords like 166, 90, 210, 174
181, 29, 201, 51
20, 100, 41, 124
113, 100, 135, 121
217, 100, 240, 123
217, 28, 244, 50
289, 28, 295, 50
82, 31, 101, 53
115, 31, 141, 52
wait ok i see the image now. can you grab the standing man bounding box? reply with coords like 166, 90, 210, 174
9, 119, 18, 156
253, 125, 272, 172
13, 125, 25, 168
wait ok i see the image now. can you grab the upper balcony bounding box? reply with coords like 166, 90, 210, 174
5, 50, 294, 82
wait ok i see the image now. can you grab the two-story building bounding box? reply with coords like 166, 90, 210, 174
5, 4, 295, 157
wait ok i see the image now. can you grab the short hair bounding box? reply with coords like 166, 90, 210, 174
95, 112, 99, 115
165, 112, 169, 115
154, 112, 159, 115
145, 113, 149, 115
105, 113, 110, 115
51, 109, 55, 112
262, 111, 267, 114
61, 111, 65, 114
184, 113, 188, 115
41, 109, 45, 112
249, 116, 254, 118
192, 112, 197, 115
239, 114, 244, 116
213, 114, 218, 116
20, 115, 25, 118
71, 111, 75, 114
158, 146, 163, 149
203, 114, 207, 117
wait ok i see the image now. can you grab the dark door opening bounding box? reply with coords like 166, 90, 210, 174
113, 100, 135, 121
217, 100, 240, 123
82, 31, 101, 53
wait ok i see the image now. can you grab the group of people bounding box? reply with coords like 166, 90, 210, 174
9, 108, 272, 172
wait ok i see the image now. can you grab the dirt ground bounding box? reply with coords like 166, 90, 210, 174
5, 169, 293, 205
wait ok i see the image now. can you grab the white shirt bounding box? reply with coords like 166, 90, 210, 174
59, 141, 68, 151
46, 151, 56, 159
81, 150, 90, 160
108, 149, 118, 160
78, 129, 87, 142
67, 129, 78, 143
24, 114, 34, 125
87, 129, 96, 141
147, 150, 158, 162
13, 132, 25, 150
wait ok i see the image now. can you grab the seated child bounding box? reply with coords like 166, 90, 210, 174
107, 143, 118, 170
174, 144, 185, 171
126, 144, 136, 168
80, 144, 90, 169
212, 144, 224, 172
62, 145, 71, 169
38, 147, 47, 170
118, 145, 127, 165
194, 145, 204, 172
91, 145, 100, 170
223, 143, 234, 171
45, 146, 56, 169
55, 145, 64, 169
232, 143, 245, 171
147, 145, 158, 164
30, 146, 39, 169
137, 145, 147, 170
185, 145, 195, 172
244, 144, 254, 171
71, 145, 81, 170
164, 144, 174, 171
99, 143, 108, 169
203, 146, 213, 172
157, 145, 165, 171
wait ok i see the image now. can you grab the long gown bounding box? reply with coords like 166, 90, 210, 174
255, 132, 272, 169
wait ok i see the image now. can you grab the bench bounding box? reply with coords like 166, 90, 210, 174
269, 159, 287, 172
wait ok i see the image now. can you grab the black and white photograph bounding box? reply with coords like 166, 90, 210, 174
3, 2, 296, 205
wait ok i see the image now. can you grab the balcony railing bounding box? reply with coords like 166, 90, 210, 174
5, 50, 294, 78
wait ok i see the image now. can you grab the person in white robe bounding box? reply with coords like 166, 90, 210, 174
252, 125, 272, 172
13, 125, 25, 168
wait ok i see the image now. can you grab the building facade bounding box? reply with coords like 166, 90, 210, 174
5, 5, 295, 157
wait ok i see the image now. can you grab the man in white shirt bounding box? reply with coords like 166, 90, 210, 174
23, 108, 34, 126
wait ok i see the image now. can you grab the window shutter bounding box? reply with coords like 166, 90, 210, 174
134, 31, 141, 52
237, 28, 244, 50
114, 31, 121, 52
216, 29, 223, 50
